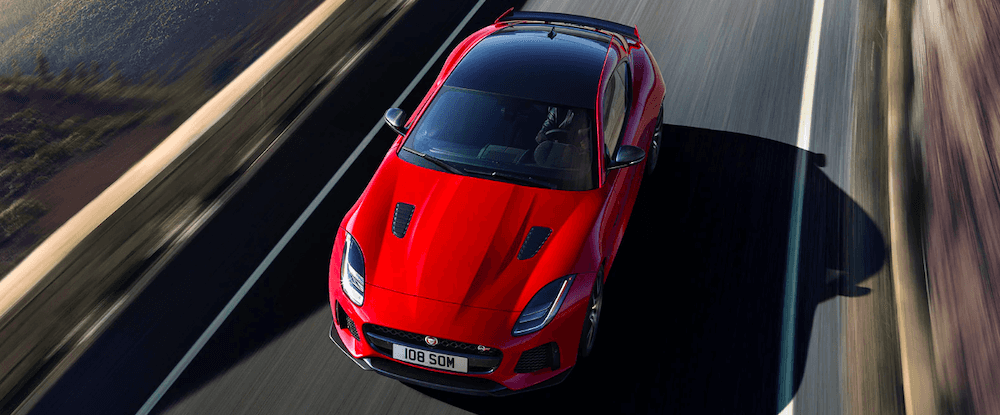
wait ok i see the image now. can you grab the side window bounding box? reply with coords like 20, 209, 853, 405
601, 61, 629, 161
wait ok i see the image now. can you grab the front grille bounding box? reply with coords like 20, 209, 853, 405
363, 324, 502, 373
335, 302, 360, 341
514, 342, 559, 373
365, 325, 501, 357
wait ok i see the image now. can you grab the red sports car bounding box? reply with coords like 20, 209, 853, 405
328, 10, 665, 395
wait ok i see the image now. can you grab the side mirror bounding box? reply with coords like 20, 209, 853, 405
608, 145, 645, 170
811, 152, 827, 167
384, 108, 408, 136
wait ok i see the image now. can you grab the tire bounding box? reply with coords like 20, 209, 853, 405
578, 273, 604, 358
645, 106, 664, 175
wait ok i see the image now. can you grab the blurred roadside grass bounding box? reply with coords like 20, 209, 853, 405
0, 0, 322, 278
0, 35, 252, 275
0, 70, 175, 243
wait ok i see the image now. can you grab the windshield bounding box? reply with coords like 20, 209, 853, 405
399, 86, 597, 191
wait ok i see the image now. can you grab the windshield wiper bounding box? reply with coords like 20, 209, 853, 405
400, 146, 464, 175
466, 169, 557, 189
400, 148, 556, 189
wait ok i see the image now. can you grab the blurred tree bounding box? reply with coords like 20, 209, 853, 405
142, 70, 160, 87
35, 53, 51, 81
89, 61, 101, 83
75, 62, 90, 84
56, 67, 74, 85
10, 59, 23, 78
107, 62, 126, 86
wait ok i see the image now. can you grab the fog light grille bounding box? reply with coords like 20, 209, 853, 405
335, 301, 360, 341
514, 342, 559, 373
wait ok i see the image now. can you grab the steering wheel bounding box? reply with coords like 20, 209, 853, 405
543, 128, 571, 143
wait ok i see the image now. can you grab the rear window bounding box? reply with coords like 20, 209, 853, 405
400, 86, 598, 191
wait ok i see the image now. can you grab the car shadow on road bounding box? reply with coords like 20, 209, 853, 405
414, 124, 886, 414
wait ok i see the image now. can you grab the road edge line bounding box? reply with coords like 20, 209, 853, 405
134, 1, 488, 413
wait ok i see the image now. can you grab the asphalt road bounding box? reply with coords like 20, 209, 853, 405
26, 0, 901, 414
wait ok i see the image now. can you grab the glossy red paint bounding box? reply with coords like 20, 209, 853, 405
348, 155, 601, 312
329, 13, 665, 394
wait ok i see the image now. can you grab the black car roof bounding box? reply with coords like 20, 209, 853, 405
444, 25, 611, 109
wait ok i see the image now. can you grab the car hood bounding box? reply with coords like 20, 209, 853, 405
346, 154, 600, 312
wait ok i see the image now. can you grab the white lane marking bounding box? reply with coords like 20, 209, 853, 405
796, 0, 827, 151
778, 0, 826, 412
135, 1, 487, 413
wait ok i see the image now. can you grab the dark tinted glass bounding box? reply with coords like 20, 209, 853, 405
400, 87, 598, 191
444, 27, 610, 109
602, 61, 629, 159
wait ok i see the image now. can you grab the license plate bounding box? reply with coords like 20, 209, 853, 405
392, 344, 468, 373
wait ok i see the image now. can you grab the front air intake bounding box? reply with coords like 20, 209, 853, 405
517, 226, 551, 260
514, 342, 559, 373
392, 202, 415, 238
335, 301, 360, 341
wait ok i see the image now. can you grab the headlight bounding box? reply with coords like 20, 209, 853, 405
512, 275, 575, 336
341, 231, 365, 306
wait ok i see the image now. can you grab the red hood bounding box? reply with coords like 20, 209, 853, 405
346, 154, 600, 312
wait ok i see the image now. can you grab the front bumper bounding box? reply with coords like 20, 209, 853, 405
327, 275, 595, 395
328, 323, 572, 396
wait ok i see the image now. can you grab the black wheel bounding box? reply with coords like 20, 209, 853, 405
646, 106, 663, 175
578, 274, 604, 358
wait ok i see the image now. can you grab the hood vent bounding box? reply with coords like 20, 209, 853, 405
517, 226, 552, 260
392, 202, 415, 238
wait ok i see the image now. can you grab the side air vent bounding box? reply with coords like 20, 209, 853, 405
392, 203, 415, 238
514, 342, 559, 373
517, 226, 552, 260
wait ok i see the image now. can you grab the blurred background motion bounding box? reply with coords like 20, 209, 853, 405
912, 0, 1000, 413
0, 0, 324, 276
0, 0, 996, 413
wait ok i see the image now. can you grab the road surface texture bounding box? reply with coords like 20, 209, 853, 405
23, 0, 904, 414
